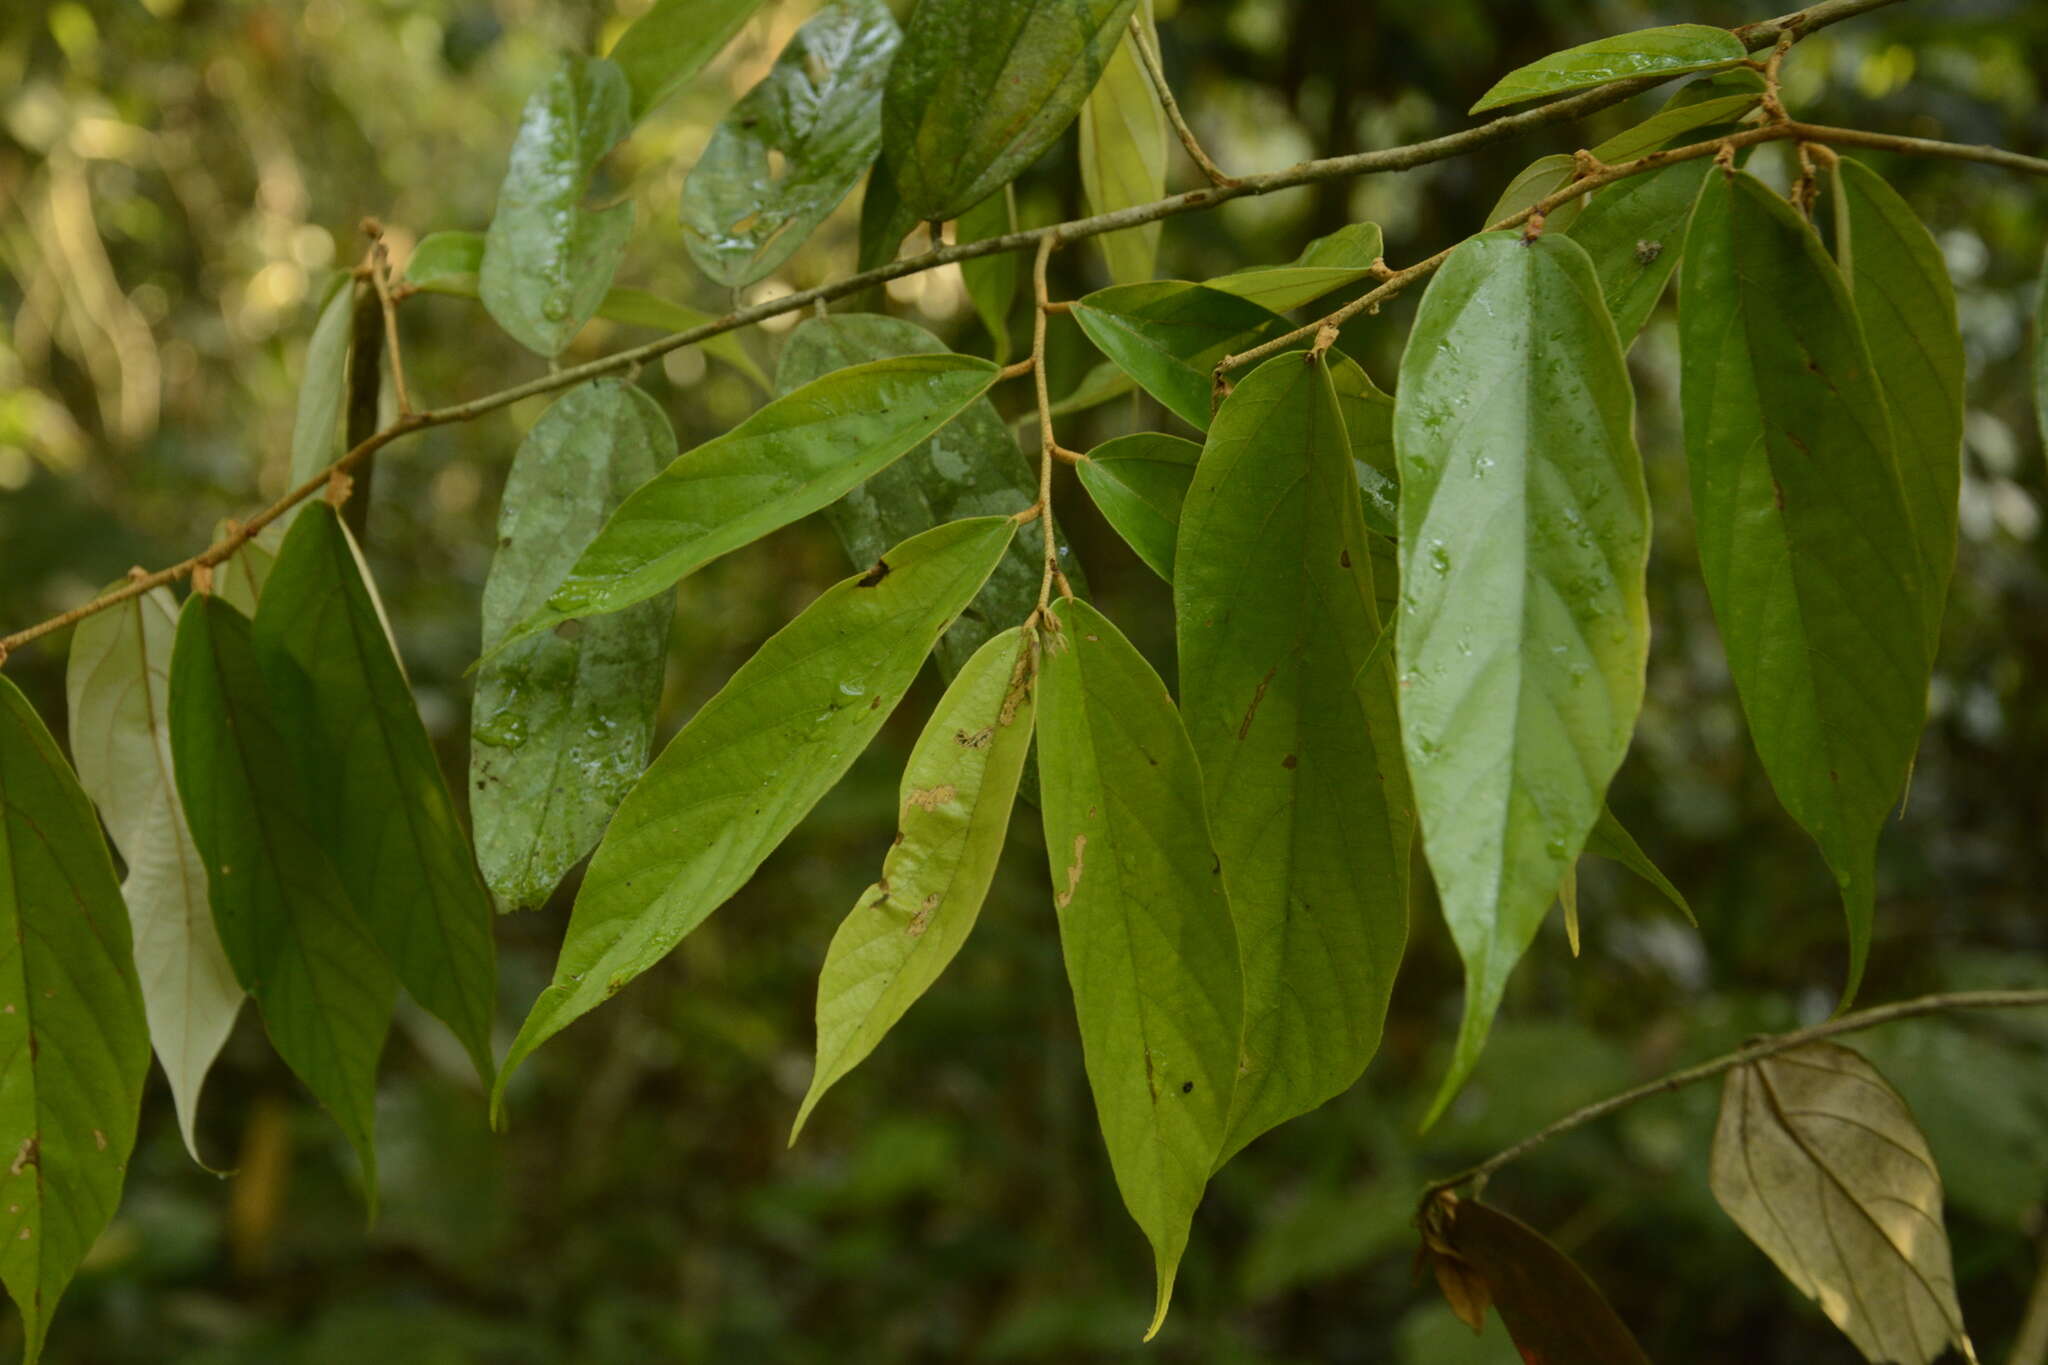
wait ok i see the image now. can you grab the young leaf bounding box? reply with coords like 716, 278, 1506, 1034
793, 626, 1036, 1140
495, 517, 1016, 1111
1036, 597, 1241, 1339
1176, 353, 1411, 1159
856, 152, 920, 271
775, 315, 1082, 681
1586, 79, 1762, 164
253, 505, 497, 1085
1077, 4, 1167, 285
1484, 155, 1586, 234
1585, 804, 1695, 925
1207, 222, 1387, 314
680, 0, 899, 288
1830, 157, 1964, 655
956, 188, 1020, 362
0, 676, 150, 1364
1070, 282, 1295, 430
1075, 432, 1201, 581
211, 519, 286, 618
480, 54, 634, 357
607, 0, 763, 122
291, 278, 355, 484
66, 586, 242, 1169
473, 381, 675, 912
1711, 1042, 1975, 1365
1565, 156, 1714, 345
169, 595, 394, 1192
883, 0, 1141, 221
1469, 24, 1746, 113
1679, 171, 1928, 1005
1395, 232, 1650, 1126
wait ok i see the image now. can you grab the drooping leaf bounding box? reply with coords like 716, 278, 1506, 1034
1679, 171, 1928, 1005
495, 517, 1015, 1111
1585, 804, 1695, 925
1469, 24, 1746, 113
883, 0, 1141, 221
1711, 1042, 1975, 1365
479, 54, 635, 357
774, 315, 1081, 680
1208, 223, 1386, 314
291, 277, 356, 484
1565, 156, 1713, 345
1078, 4, 1167, 285
608, 0, 764, 122
66, 586, 241, 1169
956, 189, 1019, 362
793, 626, 1035, 1139
1483, 156, 1586, 234
1830, 157, 1964, 655
1036, 596, 1241, 1339
1071, 282, 1295, 430
1176, 353, 1410, 1159
681, 0, 898, 288
1075, 432, 1201, 581
0, 676, 150, 1364
211, 519, 286, 618
1327, 351, 1401, 539
856, 152, 919, 271
168, 595, 394, 1191
1395, 232, 1650, 1125
472, 381, 675, 913
253, 505, 496, 1084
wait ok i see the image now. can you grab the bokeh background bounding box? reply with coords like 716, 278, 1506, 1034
2, 0, 2046, 1360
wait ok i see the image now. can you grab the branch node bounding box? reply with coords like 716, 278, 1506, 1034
1521, 211, 1547, 243
325, 470, 355, 508
190, 563, 214, 597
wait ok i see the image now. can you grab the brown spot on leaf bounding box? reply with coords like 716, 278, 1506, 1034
1239, 667, 1277, 740
907, 894, 939, 938
906, 784, 957, 811
9, 1137, 36, 1176
857, 559, 891, 587
955, 726, 994, 750
1340, 548, 1352, 568
1281, 753, 1297, 769
1773, 478, 1786, 512
1055, 834, 1087, 909
92, 1130, 106, 1151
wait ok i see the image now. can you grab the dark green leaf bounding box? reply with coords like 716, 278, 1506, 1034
1036, 597, 1241, 1339
856, 153, 919, 271
1328, 351, 1400, 538
0, 677, 150, 1364
1077, 7, 1166, 284
1071, 282, 1295, 430
956, 189, 1019, 362
1075, 432, 1200, 581
211, 519, 285, 618
1395, 233, 1649, 1125
883, 0, 1141, 221
1584, 805, 1694, 925
292, 278, 356, 484
1566, 155, 1713, 344
473, 381, 675, 912
608, 0, 764, 122
1469, 24, 1746, 113
1208, 222, 1386, 313
495, 517, 1015, 1112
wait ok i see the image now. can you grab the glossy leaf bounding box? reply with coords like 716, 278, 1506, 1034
1712, 1042, 1974, 1365
0, 677, 150, 1364
479, 53, 634, 357
1078, 5, 1167, 285
66, 586, 241, 1169
1328, 351, 1400, 538
1076, 432, 1201, 581
1036, 597, 1241, 1339
1566, 156, 1713, 345
496, 517, 1016, 1111
169, 595, 393, 1191
1585, 805, 1695, 925
1587, 80, 1762, 164
793, 626, 1035, 1139
956, 189, 1019, 362
473, 381, 674, 912
210, 519, 285, 618
681, 0, 898, 288
291, 278, 355, 484
883, 0, 1141, 221
1831, 157, 1964, 654
1679, 171, 1928, 1004
1470, 24, 1746, 113
1208, 223, 1386, 314
1178, 353, 1412, 1159
253, 505, 496, 1084
1483, 156, 1585, 235
1071, 282, 1295, 430
608, 0, 763, 122
1395, 233, 1650, 1125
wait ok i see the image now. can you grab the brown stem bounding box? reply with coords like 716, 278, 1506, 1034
1029, 234, 1065, 620
1127, 13, 1235, 188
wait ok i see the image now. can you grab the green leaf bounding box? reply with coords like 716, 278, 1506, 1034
2037, 245, 2048, 461
956, 189, 1020, 363
1036, 597, 1241, 1339
480, 54, 635, 358
1830, 157, 1964, 655
1584, 805, 1694, 926
607, 0, 764, 122
0, 676, 150, 1364
1071, 282, 1295, 430
1711, 1043, 1975, 1365
495, 517, 1016, 1112
1395, 232, 1650, 1126
1078, 6, 1167, 285
883, 0, 1141, 221
473, 381, 675, 912
1327, 351, 1401, 539
856, 153, 919, 271
1076, 432, 1201, 581
793, 626, 1036, 1139
291, 278, 356, 484
169, 595, 394, 1192
66, 586, 241, 1170
1483, 156, 1586, 235
1679, 171, 1928, 1006
774, 315, 1081, 681
508, 353, 1000, 643
1469, 24, 1746, 114
1207, 222, 1387, 313
253, 505, 496, 1084
211, 519, 286, 618
1176, 353, 1412, 1159
1565, 156, 1713, 345
681, 0, 899, 288
1586, 79, 1762, 164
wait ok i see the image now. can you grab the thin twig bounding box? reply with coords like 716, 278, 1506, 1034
1029, 234, 1064, 620
366, 233, 413, 416
1127, 13, 1235, 188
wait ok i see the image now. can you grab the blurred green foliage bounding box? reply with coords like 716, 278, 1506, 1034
1, 0, 2045, 1361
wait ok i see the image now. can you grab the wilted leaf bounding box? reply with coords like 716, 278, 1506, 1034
1077, 5, 1167, 284
1075, 432, 1201, 581
607, 0, 763, 122
1711, 1042, 1975, 1365
1469, 24, 1746, 113
956, 189, 1019, 362
291, 278, 356, 484
1070, 281, 1295, 430
1208, 222, 1386, 314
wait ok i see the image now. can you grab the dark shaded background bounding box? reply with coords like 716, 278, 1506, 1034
2, 0, 2046, 1360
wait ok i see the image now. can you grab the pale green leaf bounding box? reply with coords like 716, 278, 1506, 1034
210, 519, 286, 618
1077, 6, 1167, 285
1207, 222, 1386, 313
1070, 281, 1294, 430
608, 0, 764, 122
1075, 432, 1201, 581
1584, 805, 1694, 926
291, 278, 356, 484
956, 188, 1019, 362
1470, 24, 1746, 113
1483, 156, 1586, 234
1395, 233, 1650, 1125
1327, 351, 1400, 538
1587, 79, 1761, 164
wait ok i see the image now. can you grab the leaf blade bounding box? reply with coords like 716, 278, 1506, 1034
1077, 7, 1168, 285
1470, 24, 1746, 113
608, 0, 763, 122
1070, 281, 1295, 430
1075, 432, 1202, 581
1207, 223, 1387, 314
